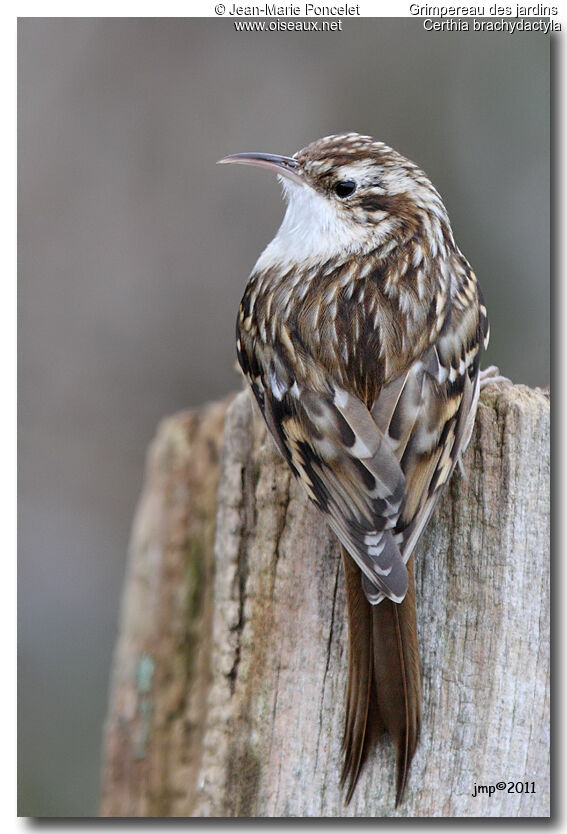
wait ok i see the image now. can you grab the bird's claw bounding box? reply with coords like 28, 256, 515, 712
479, 365, 511, 390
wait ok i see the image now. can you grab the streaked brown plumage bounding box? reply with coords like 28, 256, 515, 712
219, 133, 489, 806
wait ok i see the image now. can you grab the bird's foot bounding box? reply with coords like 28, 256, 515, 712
479, 365, 511, 390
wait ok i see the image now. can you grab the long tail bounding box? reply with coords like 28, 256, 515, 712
341, 547, 421, 807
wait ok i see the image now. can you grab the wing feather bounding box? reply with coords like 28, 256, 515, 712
251, 363, 410, 602
239, 259, 484, 608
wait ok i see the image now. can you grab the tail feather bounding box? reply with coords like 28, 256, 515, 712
341, 549, 383, 802
341, 547, 421, 807
372, 555, 421, 806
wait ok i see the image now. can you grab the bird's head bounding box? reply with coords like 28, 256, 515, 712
219, 133, 453, 267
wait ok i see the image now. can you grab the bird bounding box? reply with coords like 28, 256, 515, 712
218, 132, 490, 807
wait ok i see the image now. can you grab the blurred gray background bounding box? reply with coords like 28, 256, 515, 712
18, 18, 549, 816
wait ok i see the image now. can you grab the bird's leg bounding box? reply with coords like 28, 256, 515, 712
458, 367, 510, 478
479, 365, 511, 390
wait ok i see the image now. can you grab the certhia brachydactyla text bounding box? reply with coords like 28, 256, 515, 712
219, 133, 490, 806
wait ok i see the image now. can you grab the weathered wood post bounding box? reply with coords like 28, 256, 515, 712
101, 382, 549, 817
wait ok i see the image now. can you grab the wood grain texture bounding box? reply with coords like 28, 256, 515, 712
101, 398, 232, 817
101, 383, 549, 818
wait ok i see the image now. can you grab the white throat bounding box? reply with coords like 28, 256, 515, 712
253, 179, 359, 272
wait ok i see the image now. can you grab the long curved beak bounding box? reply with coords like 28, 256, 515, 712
217, 152, 304, 186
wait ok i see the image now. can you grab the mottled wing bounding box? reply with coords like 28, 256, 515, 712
367, 289, 488, 602
237, 337, 409, 602
237, 265, 488, 607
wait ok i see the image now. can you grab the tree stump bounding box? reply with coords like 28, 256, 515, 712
101, 383, 550, 818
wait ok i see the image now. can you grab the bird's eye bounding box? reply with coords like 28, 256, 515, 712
334, 180, 357, 199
